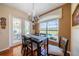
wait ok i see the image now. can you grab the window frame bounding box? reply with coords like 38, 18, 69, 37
12, 16, 22, 43
24, 20, 31, 35
39, 19, 59, 42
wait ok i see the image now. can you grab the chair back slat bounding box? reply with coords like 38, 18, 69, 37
22, 35, 31, 46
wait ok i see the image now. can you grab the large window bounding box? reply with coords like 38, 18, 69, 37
40, 19, 59, 42
13, 17, 21, 43
24, 20, 30, 35
40, 22, 47, 34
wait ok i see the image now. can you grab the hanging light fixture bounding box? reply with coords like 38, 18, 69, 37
32, 3, 35, 22
31, 3, 39, 23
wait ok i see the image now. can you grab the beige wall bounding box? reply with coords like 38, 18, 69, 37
71, 3, 78, 15
0, 5, 28, 51
71, 3, 78, 26
72, 4, 79, 26
39, 8, 62, 22
59, 4, 71, 51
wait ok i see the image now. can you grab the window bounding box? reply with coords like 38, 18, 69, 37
39, 19, 59, 42
40, 22, 47, 34
24, 20, 30, 35
47, 20, 59, 42
13, 17, 21, 43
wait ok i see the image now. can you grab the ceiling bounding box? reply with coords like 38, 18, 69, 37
2, 3, 64, 16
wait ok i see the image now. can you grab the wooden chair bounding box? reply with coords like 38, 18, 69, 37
40, 39, 48, 56
48, 36, 68, 56
21, 35, 31, 56
21, 35, 37, 56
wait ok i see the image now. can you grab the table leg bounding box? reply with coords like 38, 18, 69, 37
37, 43, 41, 56
47, 38, 48, 56
31, 40, 33, 55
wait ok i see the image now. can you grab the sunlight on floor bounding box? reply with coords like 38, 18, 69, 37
13, 46, 22, 56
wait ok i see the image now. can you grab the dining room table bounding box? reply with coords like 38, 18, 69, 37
25, 34, 48, 56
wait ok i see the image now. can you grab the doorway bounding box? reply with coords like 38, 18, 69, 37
12, 17, 22, 45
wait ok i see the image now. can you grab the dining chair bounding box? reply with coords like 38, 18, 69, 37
30, 38, 38, 56
41, 43, 48, 55
48, 36, 69, 56
21, 35, 37, 56
21, 35, 32, 56
39, 38, 48, 56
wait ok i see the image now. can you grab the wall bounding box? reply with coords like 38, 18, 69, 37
0, 6, 9, 51
0, 5, 28, 51
71, 3, 78, 15
72, 25, 79, 55
39, 8, 62, 22
72, 4, 79, 26
59, 4, 71, 51
71, 3, 79, 55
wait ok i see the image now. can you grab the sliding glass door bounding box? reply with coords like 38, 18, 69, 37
12, 17, 21, 44
40, 22, 47, 34
47, 19, 59, 41
24, 20, 30, 35
39, 19, 59, 42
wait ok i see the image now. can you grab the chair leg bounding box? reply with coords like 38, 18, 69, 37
21, 45, 25, 56
64, 52, 67, 56
26, 47, 28, 56
44, 44, 46, 49
22, 47, 26, 56
21, 46, 24, 55
23, 48, 26, 56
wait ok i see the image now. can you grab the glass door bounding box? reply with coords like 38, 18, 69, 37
39, 19, 59, 42
12, 17, 21, 44
24, 20, 30, 35
39, 22, 47, 34
47, 19, 59, 42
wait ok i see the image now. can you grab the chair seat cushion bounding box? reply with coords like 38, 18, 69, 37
48, 44, 64, 56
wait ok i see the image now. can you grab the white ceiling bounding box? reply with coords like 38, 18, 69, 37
2, 3, 64, 16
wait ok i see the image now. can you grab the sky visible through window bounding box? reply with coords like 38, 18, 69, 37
48, 20, 58, 28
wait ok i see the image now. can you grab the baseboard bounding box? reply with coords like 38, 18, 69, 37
0, 47, 10, 52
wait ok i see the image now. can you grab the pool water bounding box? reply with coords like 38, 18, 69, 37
47, 34, 56, 38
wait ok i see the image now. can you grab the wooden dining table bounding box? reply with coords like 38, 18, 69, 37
25, 34, 48, 56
